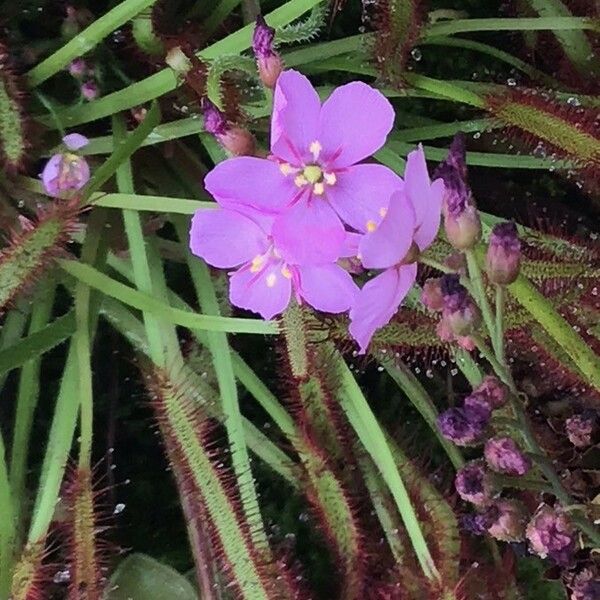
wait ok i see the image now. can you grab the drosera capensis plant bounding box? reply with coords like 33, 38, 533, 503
0, 1, 599, 599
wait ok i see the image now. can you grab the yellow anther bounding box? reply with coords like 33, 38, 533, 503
313, 182, 325, 196
294, 175, 308, 187
279, 162, 294, 175
281, 266, 292, 279
250, 255, 265, 272
309, 140, 322, 160
266, 273, 277, 287
366, 220, 377, 233
379, 207, 388, 218
324, 172, 337, 185
303, 165, 322, 184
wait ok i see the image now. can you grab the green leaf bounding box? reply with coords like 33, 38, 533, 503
105, 554, 198, 600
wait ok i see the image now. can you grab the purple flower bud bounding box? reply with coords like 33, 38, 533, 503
438, 404, 489, 446
487, 499, 528, 542
565, 413, 597, 448
484, 437, 531, 476
436, 134, 481, 250
421, 277, 444, 311
202, 99, 256, 156
80, 80, 98, 101
440, 274, 481, 336
570, 569, 600, 600
474, 375, 509, 410
455, 460, 494, 506
486, 221, 521, 285
464, 392, 493, 416
252, 16, 282, 88
68, 58, 87, 77
460, 509, 497, 536
526, 505, 576, 566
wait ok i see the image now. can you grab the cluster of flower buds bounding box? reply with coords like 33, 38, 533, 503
68, 58, 99, 101
422, 274, 480, 349
252, 16, 283, 88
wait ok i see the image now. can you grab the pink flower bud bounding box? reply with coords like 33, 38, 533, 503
484, 436, 531, 476
421, 277, 444, 311
444, 204, 482, 250
252, 16, 283, 88
486, 221, 521, 285
565, 413, 597, 448
487, 499, 528, 542
80, 80, 98, 101
570, 569, 600, 600
474, 375, 509, 410
455, 460, 494, 506
68, 58, 87, 77
526, 504, 576, 566
440, 274, 481, 336
202, 99, 256, 156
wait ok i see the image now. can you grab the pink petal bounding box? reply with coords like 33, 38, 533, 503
359, 191, 416, 269
229, 261, 291, 319
404, 145, 443, 250
271, 194, 345, 264
204, 157, 296, 214
327, 164, 403, 233
62, 133, 89, 150
349, 263, 417, 354
189, 208, 268, 268
318, 82, 394, 168
297, 264, 358, 313
271, 70, 321, 164
414, 178, 444, 251
341, 231, 362, 258
40, 154, 62, 196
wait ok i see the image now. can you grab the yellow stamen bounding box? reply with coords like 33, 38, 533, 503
313, 182, 325, 195
324, 172, 336, 185
366, 220, 377, 233
281, 266, 292, 279
279, 162, 294, 175
266, 273, 277, 287
250, 255, 265, 272
294, 175, 308, 187
309, 140, 322, 161
303, 165, 322, 184
379, 207, 388, 218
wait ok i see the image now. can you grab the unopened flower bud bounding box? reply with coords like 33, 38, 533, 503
252, 16, 283, 88
68, 58, 87, 78
486, 221, 521, 285
440, 274, 481, 336
165, 46, 192, 76
80, 80, 98, 101
421, 277, 444, 311
487, 499, 527, 542
455, 460, 494, 506
484, 436, 531, 476
203, 99, 256, 156
526, 504, 576, 566
436, 135, 481, 250
474, 375, 509, 410
41, 134, 90, 197
438, 402, 489, 446
565, 412, 597, 448
570, 569, 600, 600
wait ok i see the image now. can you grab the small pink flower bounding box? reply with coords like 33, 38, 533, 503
565, 413, 596, 448
81, 80, 98, 100
526, 504, 576, 566
41, 134, 90, 197
68, 58, 87, 77
204, 70, 401, 265
348, 146, 444, 353
189, 206, 358, 319
474, 375, 509, 410
484, 436, 531, 476
455, 460, 494, 506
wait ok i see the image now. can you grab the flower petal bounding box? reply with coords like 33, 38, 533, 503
359, 190, 416, 269
318, 82, 394, 168
349, 263, 417, 353
271, 70, 321, 164
63, 133, 89, 151
204, 157, 296, 214
189, 208, 268, 268
297, 264, 358, 313
272, 194, 345, 264
229, 261, 291, 320
414, 177, 444, 251
326, 164, 403, 233
341, 231, 362, 258
40, 154, 62, 196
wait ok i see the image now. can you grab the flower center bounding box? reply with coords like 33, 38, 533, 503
303, 164, 322, 184
279, 140, 337, 197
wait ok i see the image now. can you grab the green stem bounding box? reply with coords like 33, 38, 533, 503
204, 0, 243, 37
403, 73, 485, 108
0, 306, 30, 393
494, 286, 505, 363
465, 249, 498, 355
423, 16, 599, 38
382, 359, 464, 470
0, 431, 14, 599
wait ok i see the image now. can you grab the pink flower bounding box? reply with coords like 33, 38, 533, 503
484, 436, 531, 476
526, 504, 576, 566
189, 206, 358, 319
41, 134, 90, 197
204, 70, 400, 265
348, 146, 444, 353
81, 80, 98, 100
